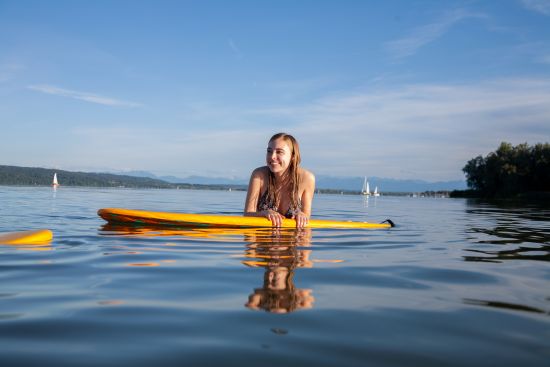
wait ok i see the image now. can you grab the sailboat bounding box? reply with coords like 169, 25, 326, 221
373, 186, 380, 197
52, 173, 59, 188
361, 177, 370, 196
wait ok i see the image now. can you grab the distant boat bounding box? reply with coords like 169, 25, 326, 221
373, 186, 380, 197
52, 173, 59, 188
362, 177, 370, 196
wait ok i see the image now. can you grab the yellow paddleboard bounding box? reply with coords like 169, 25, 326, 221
0, 229, 53, 245
98, 208, 394, 229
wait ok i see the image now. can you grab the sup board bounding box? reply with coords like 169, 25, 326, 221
98, 208, 394, 229
0, 229, 53, 245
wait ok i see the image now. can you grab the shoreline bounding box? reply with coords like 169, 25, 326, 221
0, 183, 450, 197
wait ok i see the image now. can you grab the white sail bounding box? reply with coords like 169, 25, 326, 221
52, 173, 59, 187
373, 186, 380, 197
362, 177, 370, 196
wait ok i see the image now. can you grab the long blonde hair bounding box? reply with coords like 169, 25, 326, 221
266, 133, 302, 209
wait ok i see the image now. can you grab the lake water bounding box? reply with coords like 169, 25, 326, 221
0, 186, 549, 366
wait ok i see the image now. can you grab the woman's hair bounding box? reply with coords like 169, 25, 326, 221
267, 132, 301, 210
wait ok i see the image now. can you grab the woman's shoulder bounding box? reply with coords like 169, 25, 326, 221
298, 167, 315, 183
251, 166, 270, 179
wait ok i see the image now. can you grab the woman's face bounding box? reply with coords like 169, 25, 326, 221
266, 138, 292, 175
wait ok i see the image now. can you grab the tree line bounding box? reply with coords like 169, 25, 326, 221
0, 165, 175, 188
455, 142, 550, 198
0, 165, 254, 191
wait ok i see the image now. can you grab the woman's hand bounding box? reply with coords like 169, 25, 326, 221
262, 210, 285, 227
293, 211, 309, 229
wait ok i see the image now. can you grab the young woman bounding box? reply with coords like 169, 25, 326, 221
244, 133, 316, 228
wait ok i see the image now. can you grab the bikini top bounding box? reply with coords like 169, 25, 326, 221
257, 189, 302, 219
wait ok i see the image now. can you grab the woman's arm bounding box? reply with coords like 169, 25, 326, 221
300, 170, 316, 217
244, 168, 263, 216
293, 169, 316, 228
244, 167, 285, 227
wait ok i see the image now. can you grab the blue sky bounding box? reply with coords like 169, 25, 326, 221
1, 0, 549, 181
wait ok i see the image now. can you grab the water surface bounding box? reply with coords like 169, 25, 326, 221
0, 187, 549, 366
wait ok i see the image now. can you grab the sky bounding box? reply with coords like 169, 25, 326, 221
1, 0, 549, 182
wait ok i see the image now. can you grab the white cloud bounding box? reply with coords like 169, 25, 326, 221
386, 9, 485, 59
521, 0, 550, 15
250, 78, 550, 180
27, 84, 141, 107
15, 78, 550, 182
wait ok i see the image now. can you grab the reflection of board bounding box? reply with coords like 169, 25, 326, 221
0, 229, 53, 245
101, 223, 282, 239
98, 208, 394, 229
101, 223, 321, 243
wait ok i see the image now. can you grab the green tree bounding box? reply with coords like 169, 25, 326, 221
462, 142, 550, 198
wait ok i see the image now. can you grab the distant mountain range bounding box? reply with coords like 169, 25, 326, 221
120, 170, 467, 192
123, 171, 248, 186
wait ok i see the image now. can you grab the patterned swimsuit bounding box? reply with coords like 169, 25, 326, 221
257, 190, 302, 219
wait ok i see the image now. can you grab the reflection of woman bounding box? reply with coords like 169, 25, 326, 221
243, 228, 315, 314
246, 268, 314, 314
244, 133, 315, 228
